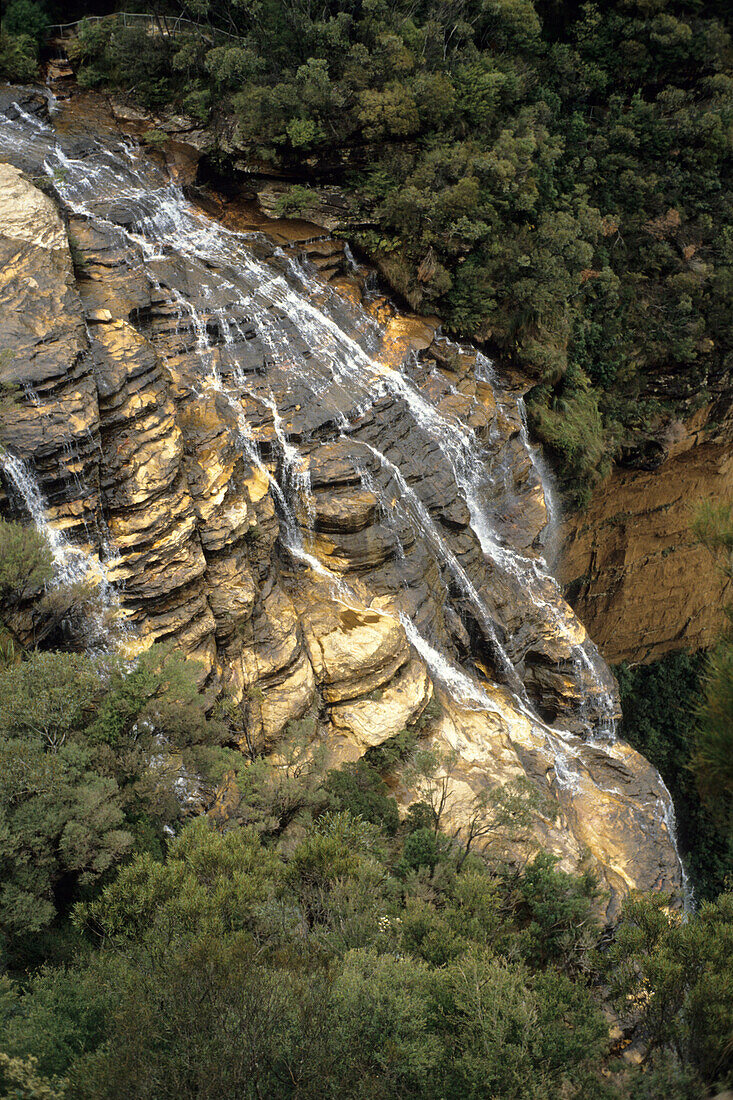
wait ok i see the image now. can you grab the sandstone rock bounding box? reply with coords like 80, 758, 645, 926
0, 163, 68, 252
0, 166, 101, 539
256, 182, 356, 232
204, 552, 257, 641
313, 487, 380, 534
561, 440, 733, 662
426, 693, 681, 919
330, 654, 433, 752
301, 599, 410, 704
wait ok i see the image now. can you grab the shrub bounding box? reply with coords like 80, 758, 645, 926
323, 759, 399, 835
0, 30, 38, 83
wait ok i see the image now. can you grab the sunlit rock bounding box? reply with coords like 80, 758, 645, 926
0, 92, 687, 914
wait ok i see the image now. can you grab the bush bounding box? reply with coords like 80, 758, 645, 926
0, 30, 38, 83
617, 652, 733, 901
527, 367, 609, 508
2, 0, 48, 48
323, 759, 399, 835
607, 891, 733, 1092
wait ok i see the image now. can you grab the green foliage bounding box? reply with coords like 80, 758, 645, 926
2, 0, 48, 48
69, 21, 177, 108
456, 775, 551, 869
527, 367, 609, 507
0, 645, 227, 970
0, 518, 111, 655
0, 651, 101, 750
62, 0, 732, 505
0, 966, 110, 1085
363, 725, 418, 772
687, 500, 733, 838
271, 185, 319, 218
696, 640, 733, 812
0, 1052, 65, 1100
0, 759, 730, 1098
498, 851, 599, 970
0, 30, 38, 83
323, 758, 399, 835
229, 718, 327, 834
403, 745, 459, 833
434, 952, 607, 1099
140, 129, 169, 147
606, 891, 733, 1090
78, 817, 280, 945
0, 812, 615, 1100
693, 501, 733, 565
0, 520, 52, 662
398, 826, 448, 876
617, 651, 732, 901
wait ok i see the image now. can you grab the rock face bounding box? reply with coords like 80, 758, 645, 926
0, 89, 685, 917
560, 431, 733, 664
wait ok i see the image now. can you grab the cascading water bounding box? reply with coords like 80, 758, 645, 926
359, 440, 532, 705
0, 448, 122, 650
1, 450, 95, 589
517, 395, 561, 551
0, 92, 690, 907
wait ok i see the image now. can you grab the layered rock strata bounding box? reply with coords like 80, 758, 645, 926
0, 89, 684, 916
561, 432, 733, 663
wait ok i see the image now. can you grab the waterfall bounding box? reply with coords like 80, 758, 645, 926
0, 449, 125, 651
0, 96, 689, 906
22, 131, 613, 710
360, 440, 532, 705
1, 450, 94, 589
517, 395, 561, 552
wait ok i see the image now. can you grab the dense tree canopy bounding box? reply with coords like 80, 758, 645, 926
0, 509, 728, 1097
5, 0, 726, 503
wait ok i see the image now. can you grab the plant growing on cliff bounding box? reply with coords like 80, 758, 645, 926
691, 501, 733, 831
404, 746, 460, 835
617, 651, 733, 902
0, 519, 53, 657
272, 185, 320, 219
454, 776, 549, 871
323, 758, 400, 836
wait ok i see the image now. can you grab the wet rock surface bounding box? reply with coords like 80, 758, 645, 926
0, 88, 685, 915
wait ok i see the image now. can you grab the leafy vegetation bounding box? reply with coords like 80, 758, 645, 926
0, 802, 731, 1098
15, 0, 728, 505
617, 651, 732, 903
0, 512, 729, 1095
692, 501, 733, 828
0, 30, 40, 83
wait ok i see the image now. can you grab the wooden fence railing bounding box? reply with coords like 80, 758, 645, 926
47, 12, 240, 43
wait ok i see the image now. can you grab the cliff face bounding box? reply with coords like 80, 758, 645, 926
561, 425, 733, 665
0, 87, 686, 916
